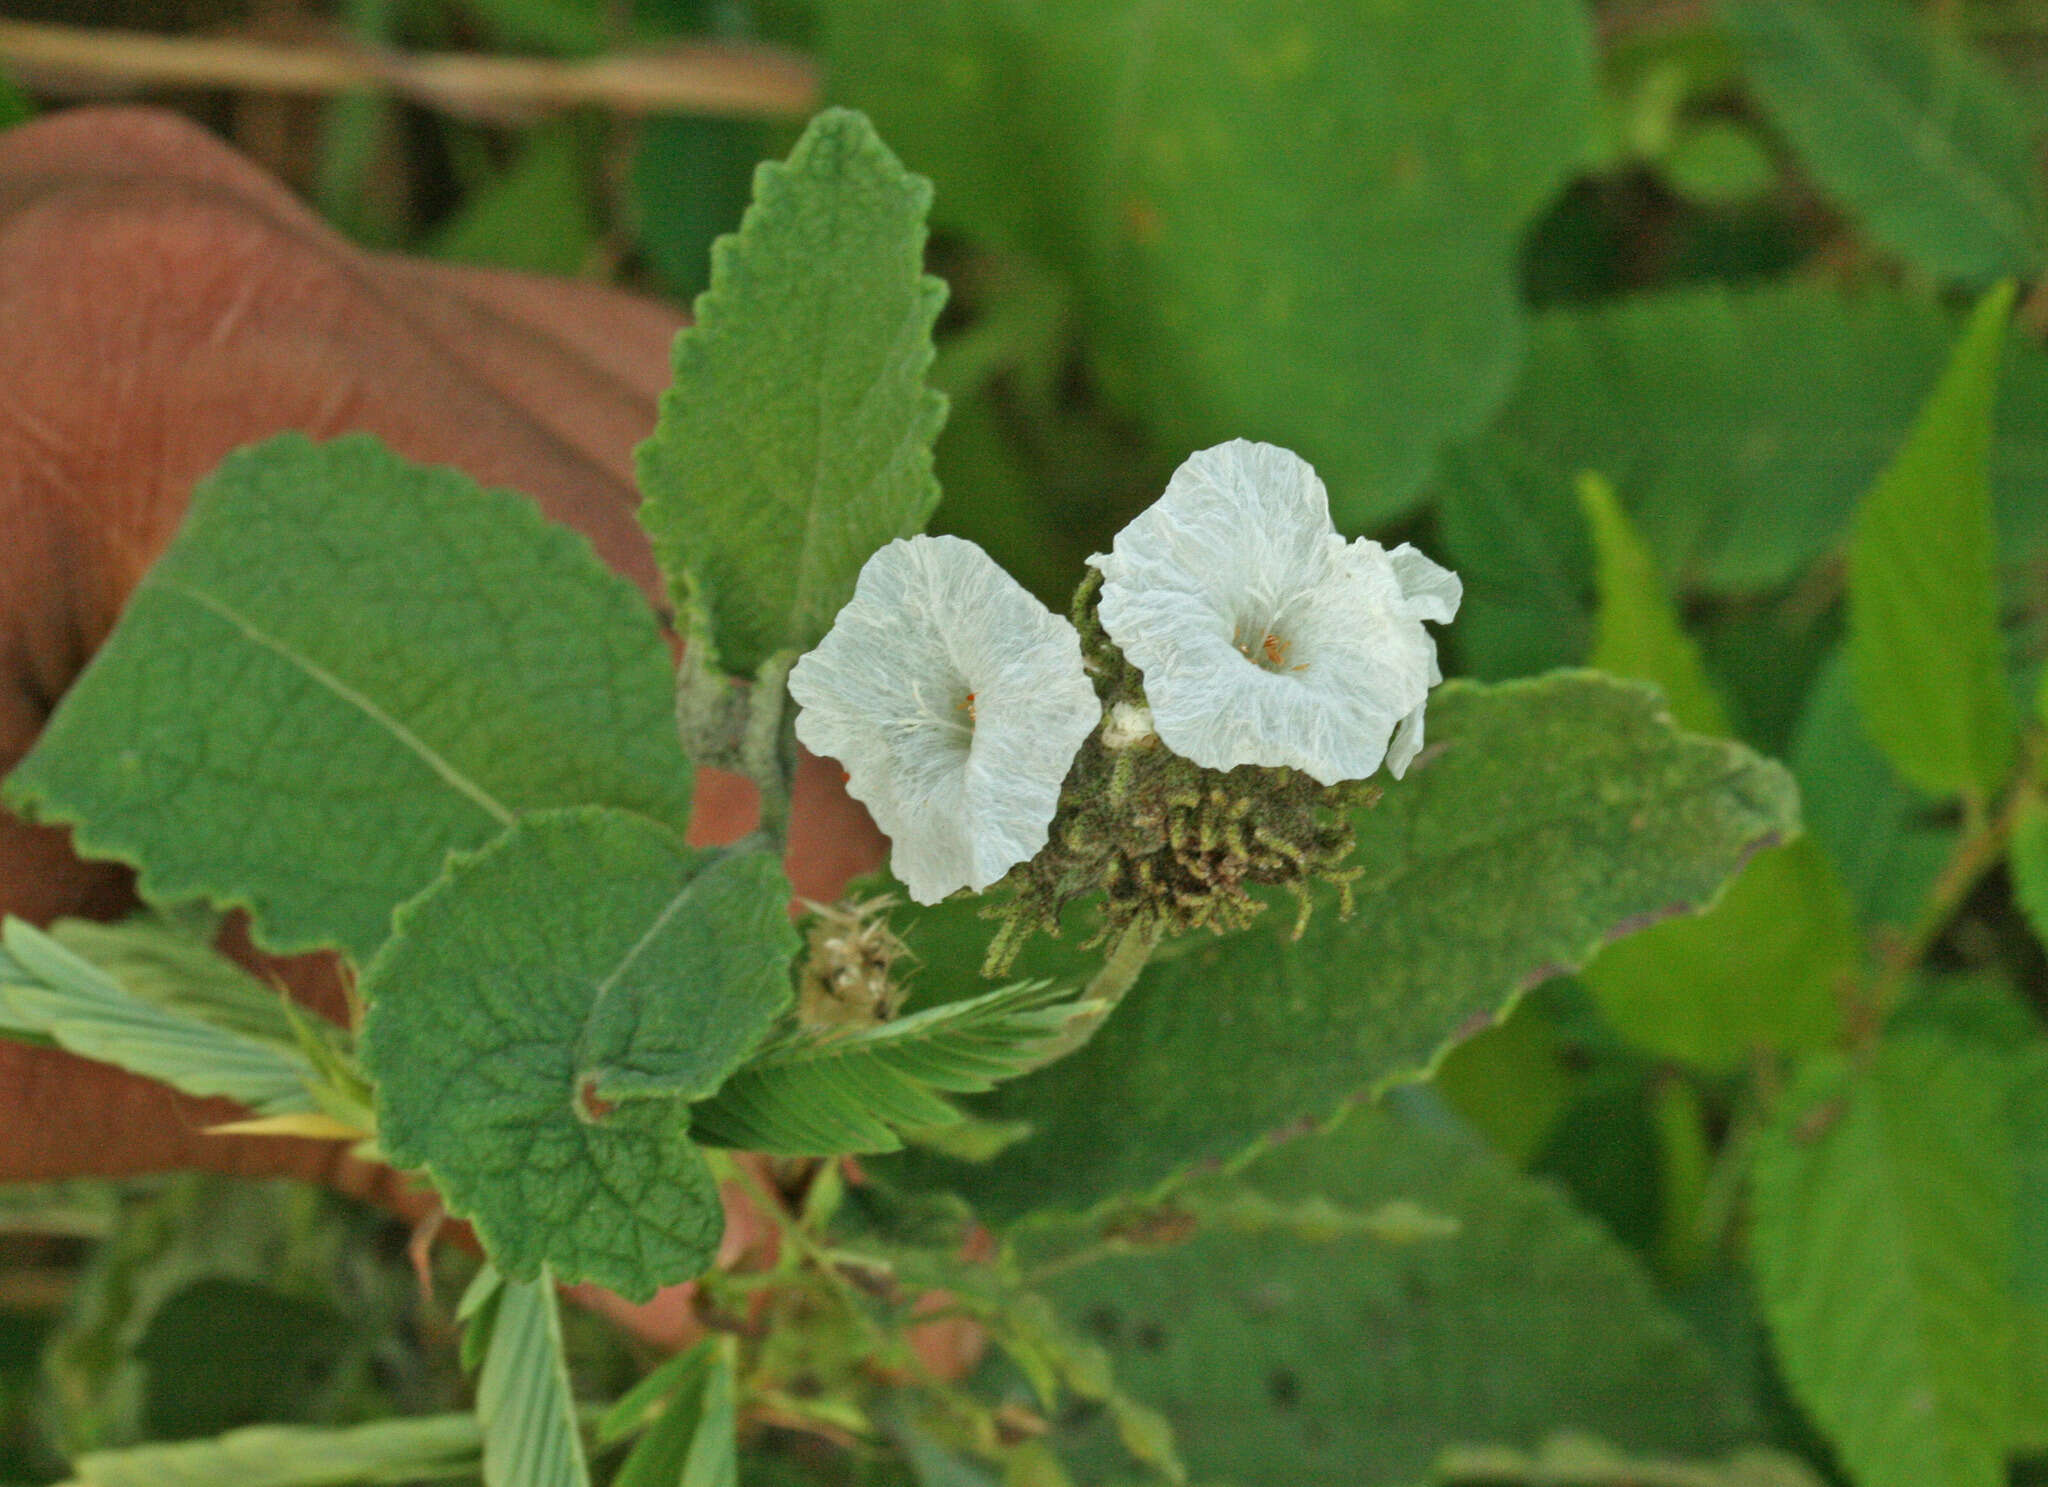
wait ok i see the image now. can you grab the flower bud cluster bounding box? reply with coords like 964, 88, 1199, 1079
982, 569, 1381, 972
787, 440, 1460, 964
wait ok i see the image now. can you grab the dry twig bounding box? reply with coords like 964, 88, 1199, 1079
0, 18, 817, 123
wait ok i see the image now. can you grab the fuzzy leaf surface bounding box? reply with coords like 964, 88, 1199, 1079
360, 808, 797, 1298
3, 433, 693, 967
1749, 1033, 2016, 1487
896, 673, 1800, 1216
1725, 0, 2045, 281
1043, 1103, 1756, 1485
1849, 282, 2019, 800
821, 0, 1595, 527
636, 107, 948, 674
691, 980, 1093, 1155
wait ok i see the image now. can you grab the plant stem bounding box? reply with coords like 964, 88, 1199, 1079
0, 19, 815, 123
742, 653, 798, 851
1019, 923, 1161, 1073
716, 1155, 941, 1389
1857, 728, 2046, 1033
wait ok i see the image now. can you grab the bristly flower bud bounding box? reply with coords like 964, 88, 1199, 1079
796, 894, 912, 1029
980, 570, 1380, 974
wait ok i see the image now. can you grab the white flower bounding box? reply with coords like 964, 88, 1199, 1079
1089, 440, 1459, 786
789, 535, 1100, 905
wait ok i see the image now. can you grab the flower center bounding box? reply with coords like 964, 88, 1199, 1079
1235, 627, 1306, 675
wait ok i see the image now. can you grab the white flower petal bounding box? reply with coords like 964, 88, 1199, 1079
1090, 439, 1457, 786
1384, 541, 1463, 624
789, 536, 1099, 904
1386, 702, 1427, 779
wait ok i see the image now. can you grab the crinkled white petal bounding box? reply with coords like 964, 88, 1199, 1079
789, 535, 1099, 904
1089, 439, 1459, 786
1385, 542, 1462, 624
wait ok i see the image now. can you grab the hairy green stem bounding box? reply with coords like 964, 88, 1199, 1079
742, 652, 798, 850
1020, 923, 1160, 1073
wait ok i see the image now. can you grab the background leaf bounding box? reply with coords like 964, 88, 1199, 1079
1042, 1100, 1757, 1486
429, 123, 598, 276
893, 673, 1800, 1217
62, 1413, 481, 1487
821, 0, 1597, 527
1574, 476, 1853, 1068
4, 433, 693, 967
476, 1272, 589, 1487
1432, 282, 2048, 608
636, 106, 948, 674
1748, 1033, 2016, 1487
43, 914, 305, 1053
1848, 281, 2019, 801
360, 808, 796, 1298
1580, 473, 1730, 735
1724, 0, 2045, 282
1790, 648, 1957, 928
0, 920, 316, 1116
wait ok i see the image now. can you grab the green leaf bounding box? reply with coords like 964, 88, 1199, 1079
453, 0, 606, 55
692, 980, 1093, 1155
1887, 985, 2048, 1455
430, 123, 597, 276
2010, 1049, 2048, 1451
2010, 796, 2048, 952
605, 1343, 723, 1487
0, 71, 34, 130
599, 1342, 713, 1448
1575, 475, 1853, 1068
680, 1342, 737, 1487
635, 107, 948, 675
821, 0, 1596, 527
1433, 281, 2048, 599
895, 673, 1800, 1217
1848, 281, 2019, 801
1042, 1103, 1756, 1486
46, 912, 305, 1051
360, 808, 797, 1298
1432, 1434, 1827, 1486
1748, 1033, 2016, 1487
1580, 472, 1729, 735
4, 433, 693, 968
1662, 119, 1780, 208
1583, 839, 1853, 1069
1724, 0, 2045, 281
1434, 441, 1591, 682
458, 1267, 507, 1378
1430, 997, 1580, 1167
477, 1272, 590, 1487
63, 1413, 482, 1487
0, 918, 317, 1116
1791, 647, 1955, 928
632, 117, 770, 302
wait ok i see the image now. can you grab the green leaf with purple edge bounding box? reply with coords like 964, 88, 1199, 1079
885, 672, 1800, 1218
